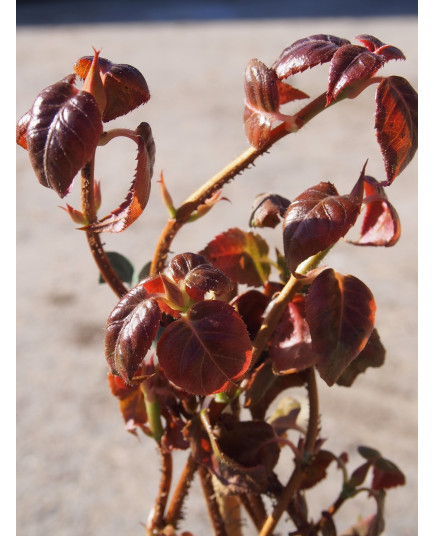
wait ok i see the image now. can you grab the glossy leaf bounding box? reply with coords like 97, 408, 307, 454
283, 177, 363, 275
157, 300, 252, 395
243, 106, 273, 150
201, 227, 272, 287
305, 268, 376, 386
348, 179, 401, 247
169, 252, 209, 283
25, 75, 103, 198
326, 44, 385, 105
105, 284, 161, 385
375, 76, 418, 184
107, 372, 149, 435
74, 55, 150, 122
249, 192, 291, 228
355, 35, 406, 61
141, 274, 181, 318
273, 34, 351, 80
336, 328, 385, 386
98, 251, 134, 285
244, 58, 280, 113
16, 109, 32, 149
184, 264, 234, 301
83, 124, 154, 232
276, 80, 309, 105
270, 296, 319, 374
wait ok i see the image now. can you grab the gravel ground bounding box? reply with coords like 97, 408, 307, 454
16, 14, 417, 536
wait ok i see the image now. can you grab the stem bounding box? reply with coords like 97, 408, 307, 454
199, 465, 229, 536
165, 454, 198, 529
259, 368, 319, 536
149, 445, 173, 531
80, 160, 128, 298
240, 494, 267, 532
150, 92, 331, 274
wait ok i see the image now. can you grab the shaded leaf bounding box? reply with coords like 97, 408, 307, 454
98, 251, 134, 285
83, 124, 154, 232
201, 227, 272, 287
26, 75, 103, 198
358, 446, 381, 461
244, 360, 307, 420
74, 55, 150, 122
300, 450, 335, 490
348, 179, 401, 247
105, 284, 161, 385
157, 300, 252, 395
268, 396, 301, 436
320, 511, 337, 536
270, 296, 319, 374
230, 289, 270, 340
347, 461, 372, 489
249, 192, 291, 228
283, 177, 363, 275
273, 34, 351, 79
327, 44, 385, 105
372, 457, 406, 490
375, 76, 418, 184
305, 268, 376, 386
59, 203, 88, 225
336, 328, 385, 386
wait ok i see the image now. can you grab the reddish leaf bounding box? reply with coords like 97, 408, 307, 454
276, 80, 309, 105
375, 76, 418, 184
283, 177, 363, 275
244, 58, 280, 113
270, 297, 319, 374
105, 284, 161, 385
355, 35, 406, 61
83, 124, 154, 232
25, 75, 103, 198
305, 268, 376, 386
141, 274, 181, 318
243, 106, 273, 150
107, 372, 149, 435
184, 264, 234, 301
300, 450, 335, 490
372, 457, 406, 490
74, 55, 150, 122
244, 360, 306, 420
169, 253, 209, 283
347, 461, 372, 489
249, 192, 291, 228
201, 227, 272, 287
349, 179, 401, 247
230, 289, 270, 340
59, 203, 88, 225
157, 300, 252, 395
268, 397, 301, 436
16, 109, 32, 149
336, 328, 385, 387
273, 34, 351, 80
327, 44, 385, 105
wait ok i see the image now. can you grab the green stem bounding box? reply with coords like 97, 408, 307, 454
80, 159, 128, 298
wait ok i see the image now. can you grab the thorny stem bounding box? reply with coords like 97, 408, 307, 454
165, 455, 198, 529
148, 445, 173, 532
240, 494, 268, 532
259, 368, 319, 536
199, 465, 229, 536
150, 92, 330, 275
80, 159, 128, 298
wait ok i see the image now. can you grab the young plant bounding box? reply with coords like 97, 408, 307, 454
17, 33, 417, 536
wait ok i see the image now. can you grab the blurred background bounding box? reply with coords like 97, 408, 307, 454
16, 1, 418, 535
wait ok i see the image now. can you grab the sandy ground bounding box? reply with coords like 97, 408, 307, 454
16, 15, 417, 536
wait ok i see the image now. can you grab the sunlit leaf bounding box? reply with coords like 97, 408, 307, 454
201, 227, 272, 287
105, 284, 161, 385
327, 44, 385, 105
169, 252, 209, 283
355, 35, 406, 61
16, 109, 32, 149
74, 55, 150, 122
184, 264, 234, 301
283, 176, 363, 275
273, 34, 351, 80
276, 80, 309, 105
375, 76, 418, 184
243, 106, 273, 150
157, 300, 252, 395
305, 268, 376, 386
25, 75, 103, 198
244, 58, 280, 113
249, 192, 291, 228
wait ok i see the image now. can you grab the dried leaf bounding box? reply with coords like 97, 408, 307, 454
107, 372, 149, 435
